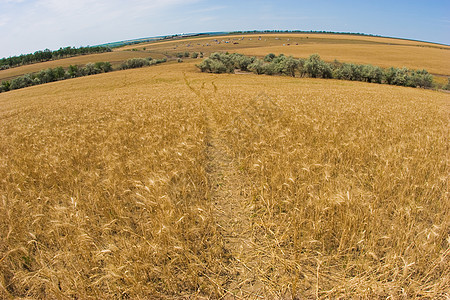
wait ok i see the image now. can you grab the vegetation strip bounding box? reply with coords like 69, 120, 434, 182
0, 57, 167, 93
0, 46, 112, 70
197, 52, 443, 89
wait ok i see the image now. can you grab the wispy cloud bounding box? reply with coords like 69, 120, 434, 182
0, 0, 449, 57
0, 0, 204, 57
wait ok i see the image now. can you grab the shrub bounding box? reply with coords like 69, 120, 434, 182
248, 59, 265, 75
1, 81, 10, 92
196, 53, 236, 73
264, 53, 276, 62
10, 75, 32, 90
304, 54, 332, 78
67, 65, 80, 78
94, 62, 112, 73
191, 52, 199, 59
279, 56, 299, 77
383, 67, 397, 85
121, 58, 149, 70
209, 60, 227, 73
197, 59, 213, 72
409, 69, 433, 88
262, 63, 277, 75
195, 52, 433, 89
230, 53, 254, 71
83, 63, 100, 76
361, 65, 383, 83
154, 58, 167, 64
54, 66, 66, 79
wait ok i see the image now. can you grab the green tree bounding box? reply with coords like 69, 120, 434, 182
281, 56, 299, 77
1, 81, 10, 92
68, 65, 80, 78
248, 59, 265, 75
54, 66, 65, 79
197, 59, 212, 72
264, 53, 276, 62
304, 54, 332, 78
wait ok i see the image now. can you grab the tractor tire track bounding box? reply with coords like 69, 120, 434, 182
183, 74, 264, 299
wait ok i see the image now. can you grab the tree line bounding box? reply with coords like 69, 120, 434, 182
0, 57, 166, 93
0, 46, 112, 70
230, 30, 381, 37
197, 52, 434, 88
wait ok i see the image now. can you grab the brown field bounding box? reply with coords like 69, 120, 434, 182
0, 50, 160, 82
121, 33, 450, 76
0, 61, 448, 298
121, 33, 449, 51
2, 33, 448, 83
238, 44, 450, 76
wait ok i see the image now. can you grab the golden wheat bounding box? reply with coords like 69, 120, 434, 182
0, 50, 159, 82
0, 62, 448, 298
121, 33, 450, 76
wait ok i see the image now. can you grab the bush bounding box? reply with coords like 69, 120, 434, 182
361, 65, 383, 83
10, 75, 33, 90
94, 62, 112, 73
230, 53, 254, 71
304, 54, 332, 78
67, 65, 80, 78
264, 53, 276, 62
334, 63, 363, 81
83, 63, 100, 76
209, 60, 227, 73
248, 59, 265, 75
1, 81, 10, 92
262, 63, 277, 75
191, 52, 199, 59
391, 67, 409, 86
54, 66, 66, 79
197, 59, 212, 72
409, 69, 433, 88
196, 53, 236, 73
121, 58, 149, 70
195, 52, 433, 89
279, 56, 299, 77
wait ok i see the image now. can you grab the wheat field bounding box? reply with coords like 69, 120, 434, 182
2, 33, 449, 83
0, 61, 448, 299
0, 50, 158, 82
121, 33, 450, 76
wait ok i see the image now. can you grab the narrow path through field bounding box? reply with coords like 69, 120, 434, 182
183, 74, 265, 298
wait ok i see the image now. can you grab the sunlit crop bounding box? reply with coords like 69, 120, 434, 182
0, 62, 448, 298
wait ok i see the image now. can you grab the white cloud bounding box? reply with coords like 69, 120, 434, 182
0, 0, 27, 3
0, 0, 204, 57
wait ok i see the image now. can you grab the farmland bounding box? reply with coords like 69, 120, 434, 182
0, 50, 158, 82
120, 33, 450, 76
0, 59, 448, 298
1, 33, 449, 84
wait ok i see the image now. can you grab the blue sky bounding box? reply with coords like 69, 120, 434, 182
0, 0, 449, 58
